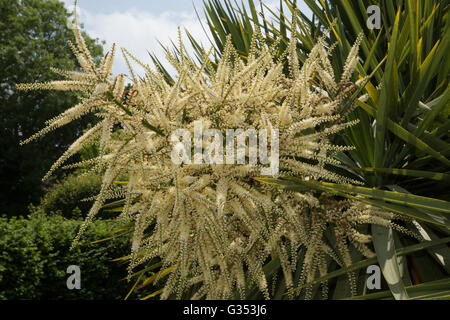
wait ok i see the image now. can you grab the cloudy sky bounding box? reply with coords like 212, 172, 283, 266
60, 0, 310, 77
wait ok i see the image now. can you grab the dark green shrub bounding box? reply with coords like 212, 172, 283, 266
0, 211, 132, 300
39, 174, 102, 219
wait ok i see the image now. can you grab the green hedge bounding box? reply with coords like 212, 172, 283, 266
0, 211, 132, 300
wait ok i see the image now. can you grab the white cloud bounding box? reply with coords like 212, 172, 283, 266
65, 4, 211, 79
61, 1, 311, 80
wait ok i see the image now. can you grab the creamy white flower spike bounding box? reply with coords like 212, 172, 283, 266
170, 122, 279, 176
16, 4, 417, 299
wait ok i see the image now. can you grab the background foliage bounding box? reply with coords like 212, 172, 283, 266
0, 210, 130, 300
0, 0, 103, 216
0, 0, 131, 301
40, 174, 102, 219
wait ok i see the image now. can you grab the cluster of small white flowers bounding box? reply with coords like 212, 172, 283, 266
17, 7, 413, 299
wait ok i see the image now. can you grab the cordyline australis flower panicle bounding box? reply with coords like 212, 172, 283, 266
17, 4, 416, 299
